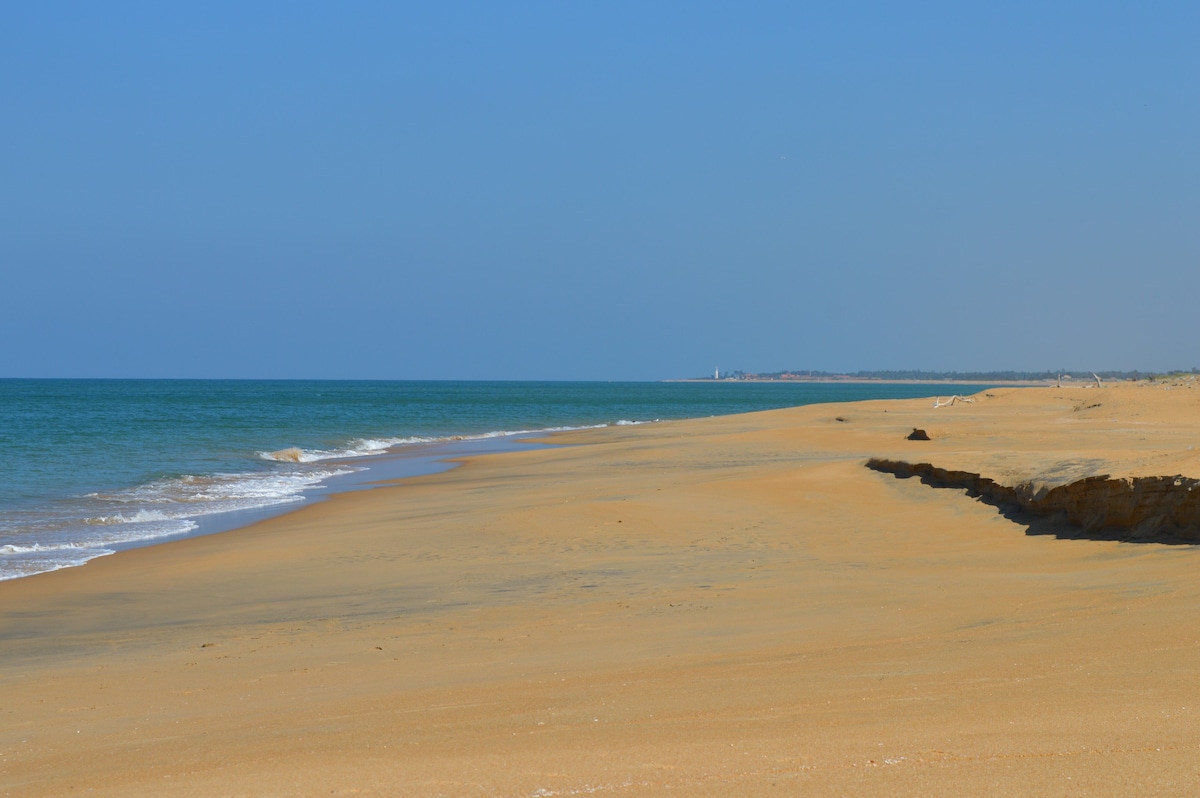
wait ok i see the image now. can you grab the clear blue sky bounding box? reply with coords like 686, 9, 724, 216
3, 2, 1197, 379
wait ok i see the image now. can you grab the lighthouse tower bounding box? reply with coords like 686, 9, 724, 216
715, 368, 720, 380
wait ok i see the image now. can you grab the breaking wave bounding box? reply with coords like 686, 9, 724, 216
0, 465, 356, 581
256, 422, 636, 465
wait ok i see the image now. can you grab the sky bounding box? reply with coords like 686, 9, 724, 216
2, 2, 1197, 380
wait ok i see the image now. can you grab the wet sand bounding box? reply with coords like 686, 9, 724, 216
4, 382, 1200, 796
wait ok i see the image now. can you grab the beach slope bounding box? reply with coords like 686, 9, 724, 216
5, 381, 1200, 795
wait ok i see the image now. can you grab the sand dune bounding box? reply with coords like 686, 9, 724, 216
4, 381, 1200, 795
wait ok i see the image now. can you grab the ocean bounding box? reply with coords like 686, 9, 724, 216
0, 379, 995, 581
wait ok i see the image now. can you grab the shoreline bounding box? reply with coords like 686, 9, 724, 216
0, 431, 559, 584
106, 434, 552, 558
5, 381, 1200, 795
0, 381, 1013, 584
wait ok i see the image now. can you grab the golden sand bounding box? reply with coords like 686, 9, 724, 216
5, 382, 1200, 795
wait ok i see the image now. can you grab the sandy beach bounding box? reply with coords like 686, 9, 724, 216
5, 381, 1200, 796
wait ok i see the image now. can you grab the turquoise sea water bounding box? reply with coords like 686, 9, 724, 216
0, 379, 996, 581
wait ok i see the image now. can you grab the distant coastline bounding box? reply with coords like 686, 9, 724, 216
669, 377, 1048, 385
676, 368, 1199, 385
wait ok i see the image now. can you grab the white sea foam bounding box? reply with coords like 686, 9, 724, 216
87, 518, 198, 547
2, 541, 90, 554
86, 509, 175, 525
1, 464, 356, 581
90, 467, 356, 510
1, 420, 660, 582
0, 550, 112, 581
260, 437, 435, 463
257, 425, 615, 464
3, 516, 200, 552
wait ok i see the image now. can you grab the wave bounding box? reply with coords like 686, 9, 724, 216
257, 422, 642, 464
86, 509, 175, 525
1, 465, 356, 580
1, 418, 660, 582
260, 437, 435, 463
86, 466, 356, 508
0, 550, 112, 581
4, 517, 199, 551
2, 541, 94, 554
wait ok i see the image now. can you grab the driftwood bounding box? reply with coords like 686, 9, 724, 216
933, 395, 976, 408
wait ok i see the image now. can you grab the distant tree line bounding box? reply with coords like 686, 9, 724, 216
701, 368, 1200, 382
